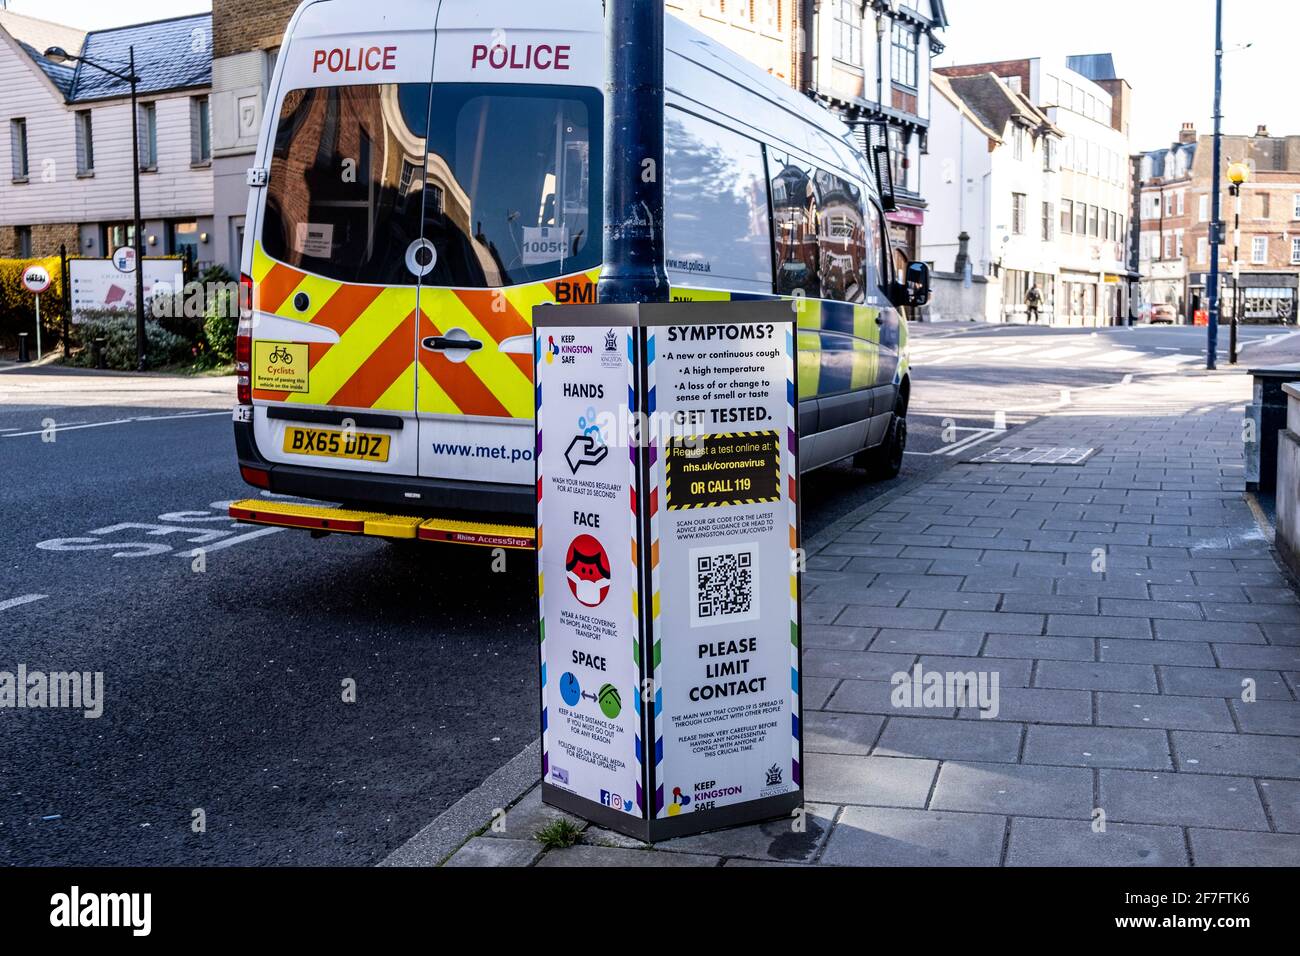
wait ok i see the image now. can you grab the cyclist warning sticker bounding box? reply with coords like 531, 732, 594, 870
666, 431, 780, 509
253, 341, 309, 393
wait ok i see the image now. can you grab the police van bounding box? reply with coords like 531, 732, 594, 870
230, 0, 929, 548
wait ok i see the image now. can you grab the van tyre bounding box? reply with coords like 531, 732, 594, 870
857, 406, 906, 480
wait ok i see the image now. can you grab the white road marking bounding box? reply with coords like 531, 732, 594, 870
2, 410, 228, 438
0, 593, 49, 612
175, 526, 285, 557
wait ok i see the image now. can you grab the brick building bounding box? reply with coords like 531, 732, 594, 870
1135, 123, 1197, 318
210, 0, 299, 275
1138, 124, 1300, 324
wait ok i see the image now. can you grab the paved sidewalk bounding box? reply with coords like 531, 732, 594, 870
439, 371, 1300, 867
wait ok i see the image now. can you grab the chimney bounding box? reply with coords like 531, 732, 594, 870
1256, 124, 1270, 138
1178, 122, 1197, 144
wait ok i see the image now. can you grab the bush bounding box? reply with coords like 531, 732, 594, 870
203, 287, 239, 363
70, 317, 192, 370
0, 256, 67, 350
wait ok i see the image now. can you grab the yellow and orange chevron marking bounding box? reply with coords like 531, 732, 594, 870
250, 243, 599, 419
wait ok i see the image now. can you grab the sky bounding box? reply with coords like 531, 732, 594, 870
934, 0, 1297, 152
9, 0, 1296, 153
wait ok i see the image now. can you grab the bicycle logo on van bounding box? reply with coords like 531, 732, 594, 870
267, 346, 294, 365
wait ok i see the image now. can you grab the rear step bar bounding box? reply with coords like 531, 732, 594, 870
228, 499, 534, 550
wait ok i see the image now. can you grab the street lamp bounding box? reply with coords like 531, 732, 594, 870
45, 44, 147, 371
1226, 160, 1250, 365
1205, 0, 1224, 370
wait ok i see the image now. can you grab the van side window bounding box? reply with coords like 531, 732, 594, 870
664, 109, 772, 292
263, 84, 431, 285
769, 152, 820, 299
814, 169, 867, 303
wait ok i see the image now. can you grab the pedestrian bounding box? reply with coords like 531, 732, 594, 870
1025, 284, 1042, 324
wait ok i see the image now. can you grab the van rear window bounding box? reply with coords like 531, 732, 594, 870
262, 83, 601, 288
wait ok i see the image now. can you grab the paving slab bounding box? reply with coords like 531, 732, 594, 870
1258, 779, 1300, 833
930, 761, 1093, 818
956, 686, 1092, 724
1023, 725, 1172, 770
1035, 660, 1158, 693
1187, 828, 1300, 866
874, 715, 1023, 763
802, 712, 885, 756
1229, 699, 1300, 736
1005, 818, 1188, 867
982, 633, 1095, 661
536, 844, 720, 867
1099, 770, 1269, 829
1096, 692, 1236, 731
818, 806, 1006, 867
1158, 665, 1293, 699
802, 752, 938, 808
444, 836, 544, 868
1170, 731, 1300, 778
654, 803, 837, 864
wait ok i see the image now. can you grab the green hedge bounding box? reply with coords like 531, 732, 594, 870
67, 317, 194, 369
0, 256, 66, 349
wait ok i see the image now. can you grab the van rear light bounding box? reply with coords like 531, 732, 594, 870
236, 313, 253, 406
240, 465, 271, 489
236, 272, 254, 405
239, 272, 254, 317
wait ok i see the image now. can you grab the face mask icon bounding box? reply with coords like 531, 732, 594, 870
565, 534, 611, 608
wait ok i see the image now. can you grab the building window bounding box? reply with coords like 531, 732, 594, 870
75, 110, 94, 175
891, 21, 918, 87
1198, 237, 1208, 264
1293, 193, 1300, 219
1087, 204, 1099, 236
10, 117, 28, 181
138, 102, 158, 170
15, 226, 32, 257
1259, 192, 1271, 219
1252, 236, 1268, 264
1011, 192, 1026, 235
1074, 202, 1085, 234
1176, 191, 1185, 216
1043, 137, 1056, 171
1041, 201, 1053, 241
761, 0, 783, 33
887, 125, 908, 192
191, 96, 211, 164
729, 0, 755, 25
1200, 194, 1209, 222
1012, 126, 1025, 161
1163, 235, 1172, 259
1291, 237, 1300, 264
1175, 231, 1184, 257
1060, 199, 1073, 234
832, 1, 861, 66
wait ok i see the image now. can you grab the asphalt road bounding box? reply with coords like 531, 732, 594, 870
0, 320, 1283, 864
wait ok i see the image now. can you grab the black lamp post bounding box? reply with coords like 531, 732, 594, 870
45, 44, 147, 371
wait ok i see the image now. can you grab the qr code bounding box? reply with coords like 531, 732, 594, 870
690, 545, 759, 627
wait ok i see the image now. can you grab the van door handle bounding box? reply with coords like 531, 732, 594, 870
422, 335, 483, 352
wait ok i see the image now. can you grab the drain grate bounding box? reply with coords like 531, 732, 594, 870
965, 445, 1099, 466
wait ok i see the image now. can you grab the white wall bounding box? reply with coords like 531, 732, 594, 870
0, 33, 213, 229
919, 86, 992, 275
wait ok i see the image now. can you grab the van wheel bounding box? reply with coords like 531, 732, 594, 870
856, 406, 906, 480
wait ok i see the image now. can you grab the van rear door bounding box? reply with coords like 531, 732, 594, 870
415, 8, 603, 486
250, 13, 439, 481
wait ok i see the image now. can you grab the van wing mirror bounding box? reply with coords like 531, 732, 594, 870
903, 261, 930, 307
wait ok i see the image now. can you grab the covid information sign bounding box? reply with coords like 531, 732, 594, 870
535, 301, 802, 841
